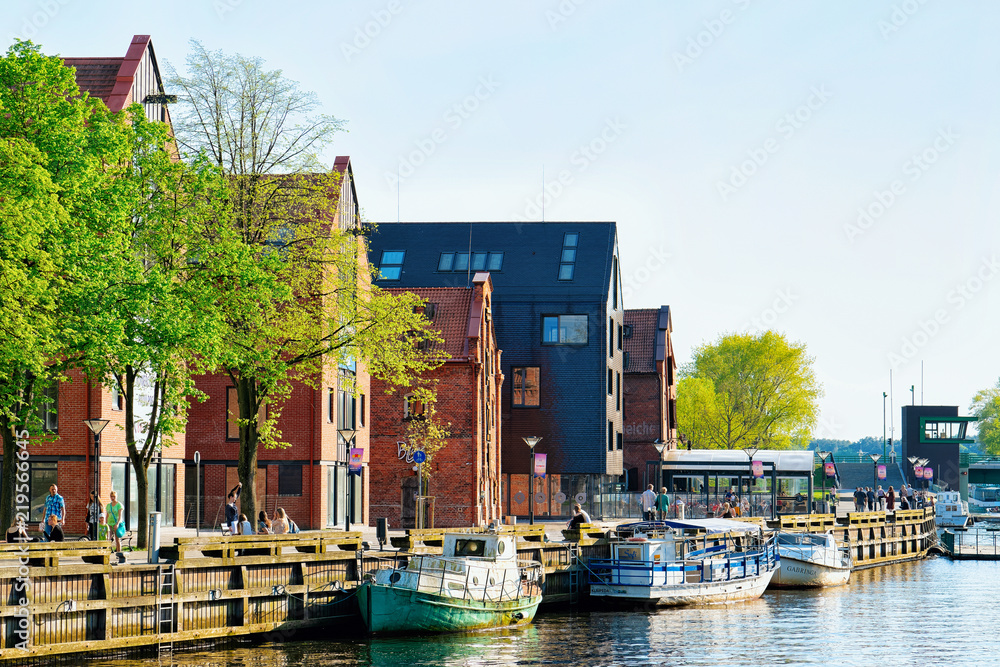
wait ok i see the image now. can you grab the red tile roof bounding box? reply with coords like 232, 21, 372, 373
63, 35, 151, 112
624, 308, 659, 373
387, 287, 474, 360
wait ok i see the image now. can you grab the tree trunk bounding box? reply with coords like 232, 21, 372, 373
0, 419, 19, 533
134, 460, 149, 549
236, 375, 260, 530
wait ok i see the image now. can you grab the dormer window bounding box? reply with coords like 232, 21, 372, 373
378, 250, 405, 280
558, 233, 578, 281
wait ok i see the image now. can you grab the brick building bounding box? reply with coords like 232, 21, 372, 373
369, 273, 503, 528
368, 222, 625, 519
185, 156, 371, 531
9, 35, 185, 537
623, 306, 677, 491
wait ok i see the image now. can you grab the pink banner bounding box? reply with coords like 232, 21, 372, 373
924, 467, 934, 480
752, 460, 764, 478
877, 464, 886, 480
824, 462, 835, 477
349, 447, 364, 475
533, 453, 547, 478
914, 466, 924, 478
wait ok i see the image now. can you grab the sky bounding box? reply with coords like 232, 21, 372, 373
4, 0, 999, 443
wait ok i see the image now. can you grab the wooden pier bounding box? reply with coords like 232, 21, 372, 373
0, 511, 936, 661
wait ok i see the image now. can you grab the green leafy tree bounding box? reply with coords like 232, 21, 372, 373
676, 376, 717, 448
0, 41, 127, 530
971, 379, 1000, 455
403, 386, 452, 492
679, 331, 822, 450
168, 43, 442, 525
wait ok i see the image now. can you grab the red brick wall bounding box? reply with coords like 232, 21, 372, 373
623, 372, 665, 490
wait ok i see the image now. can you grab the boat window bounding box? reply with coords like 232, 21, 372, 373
455, 539, 487, 556
389, 572, 401, 583
472, 576, 479, 585
497, 540, 506, 554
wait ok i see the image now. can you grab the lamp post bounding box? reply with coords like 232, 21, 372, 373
817, 451, 831, 514
338, 428, 356, 531
652, 438, 666, 491
194, 451, 201, 537
869, 453, 882, 494
882, 392, 887, 461
743, 447, 758, 517
83, 419, 110, 524
522, 437, 542, 525
908, 456, 918, 487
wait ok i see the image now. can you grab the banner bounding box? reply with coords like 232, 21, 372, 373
752, 460, 764, 479
533, 453, 547, 478
923, 467, 934, 480
349, 447, 364, 476
824, 462, 835, 477
877, 464, 886, 480
914, 466, 924, 479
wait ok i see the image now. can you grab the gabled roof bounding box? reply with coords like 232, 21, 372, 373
64, 35, 170, 122
624, 308, 659, 373
386, 287, 475, 360
368, 221, 617, 298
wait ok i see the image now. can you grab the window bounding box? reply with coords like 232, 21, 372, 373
607, 420, 614, 452
359, 394, 366, 427
227, 387, 240, 440
609, 317, 614, 357
558, 232, 578, 281
28, 462, 57, 523
111, 385, 123, 411
512, 367, 540, 407
36, 383, 58, 432
617, 323, 623, 351
378, 250, 405, 280
404, 394, 425, 420
613, 256, 619, 309
617, 432, 623, 450
437, 251, 504, 272
338, 369, 356, 431
278, 465, 303, 496
607, 368, 613, 395
327, 388, 334, 423
542, 315, 588, 345
616, 372, 621, 411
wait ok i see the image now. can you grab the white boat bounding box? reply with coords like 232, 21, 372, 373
357, 530, 543, 633
771, 532, 851, 588
967, 485, 1000, 516
587, 519, 779, 606
935, 491, 971, 528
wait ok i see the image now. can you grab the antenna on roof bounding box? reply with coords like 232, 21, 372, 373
467, 223, 473, 287
541, 165, 545, 223
397, 165, 400, 223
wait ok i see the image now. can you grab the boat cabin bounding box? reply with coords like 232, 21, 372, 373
442, 533, 516, 561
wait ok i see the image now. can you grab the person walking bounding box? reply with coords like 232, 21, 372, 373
655, 487, 671, 521
641, 484, 657, 522
887, 486, 896, 511
877, 486, 886, 511
905, 484, 916, 509
225, 482, 242, 536
86, 492, 101, 541
43, 485, 65, 540
866, 487, 876, 512
106, 491, 125, 553
853, 487, 864, 512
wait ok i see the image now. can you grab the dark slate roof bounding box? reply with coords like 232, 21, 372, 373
624, 309, 658, 373
367, 222, 617, 298
386, 287, 473, 360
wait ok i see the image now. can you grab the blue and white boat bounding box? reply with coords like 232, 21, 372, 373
587, 519, 779, 606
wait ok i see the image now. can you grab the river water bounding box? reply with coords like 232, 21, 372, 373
84, 555, 999, 667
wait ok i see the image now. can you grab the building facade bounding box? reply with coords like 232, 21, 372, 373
622, 306, 677, 491
367, 222, 625, 519
900, 405, 975, 493
369, 273, 503, 528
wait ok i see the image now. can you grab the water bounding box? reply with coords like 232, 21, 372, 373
84, 556, 1000, 667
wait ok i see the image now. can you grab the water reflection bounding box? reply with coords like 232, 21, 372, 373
84, 557, 1000, 667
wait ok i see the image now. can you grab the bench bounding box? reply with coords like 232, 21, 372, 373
561, 522, 608, 544
159, 530, 363, 563
0, 540, 114, 568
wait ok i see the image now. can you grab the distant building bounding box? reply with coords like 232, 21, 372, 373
369, 273, 503, 528
622, 306, 677, 491
367, 222, 625, 519
900, 405, 975, 493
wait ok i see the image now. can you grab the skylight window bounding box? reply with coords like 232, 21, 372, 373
558, 233, 578, 281
379, 250, 405, 280
436, 251, 504, 272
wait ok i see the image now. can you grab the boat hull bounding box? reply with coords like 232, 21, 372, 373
771, 556, 850, 588
358, 582, 541, 634
589, 569, 775, 606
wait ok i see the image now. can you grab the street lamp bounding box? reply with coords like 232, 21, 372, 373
817, 451, 831, 514
522, 437, 542, 525
908, 456, 918, 487
869, 453, 882, 494
338, 428, 356, 531
743, 447, 758, 517
918, 458, 930, 493
83, 418, 110, 532
882, 392, 887, 461
652, 438, 666, 490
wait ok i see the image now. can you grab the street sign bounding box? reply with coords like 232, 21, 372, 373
412, 450, 426, 463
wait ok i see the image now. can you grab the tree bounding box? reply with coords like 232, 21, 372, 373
679, 331, 822, 450
971, 379, 1000, 455
403, 386, 452, 492
0, 41, 127, 530
168, 43, 442, 525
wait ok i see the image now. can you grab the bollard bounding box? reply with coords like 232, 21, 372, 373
376, 517, 389, 550
148, 512, 161, 564
676, 501, 685, 521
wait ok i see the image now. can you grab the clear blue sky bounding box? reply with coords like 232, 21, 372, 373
5, 0, 999, 443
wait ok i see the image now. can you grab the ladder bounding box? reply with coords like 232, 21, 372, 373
156, 564, 175, 655
567, 543, 580, 603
